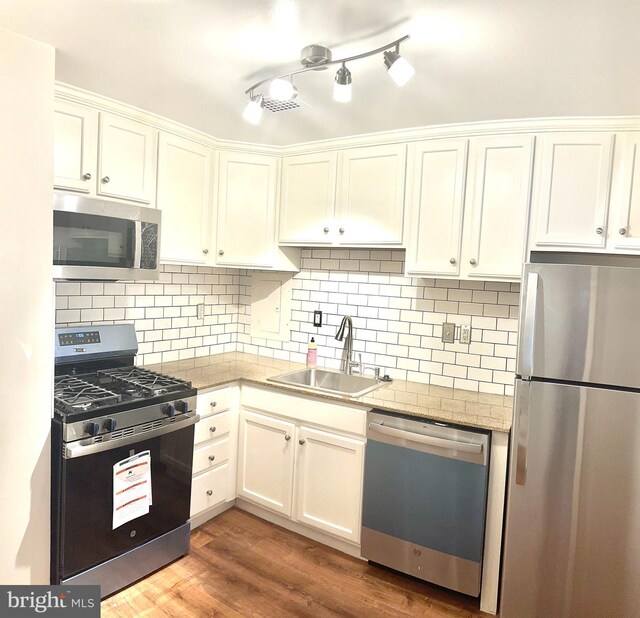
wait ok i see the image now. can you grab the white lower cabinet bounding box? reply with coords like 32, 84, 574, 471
190, 386, 239, 520
294, 426, 364, 543
236, 388, 366, 545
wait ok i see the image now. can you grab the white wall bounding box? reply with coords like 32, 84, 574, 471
0, 29, 54, 584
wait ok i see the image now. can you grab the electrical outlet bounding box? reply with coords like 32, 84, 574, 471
441, 322, 455, 344
197, 304, 204, 320
460, 325, 471, 344
313, 310, 323, 327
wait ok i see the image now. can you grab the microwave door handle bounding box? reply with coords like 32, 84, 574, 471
133, 220, 142, 269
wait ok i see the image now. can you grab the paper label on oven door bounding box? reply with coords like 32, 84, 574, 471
112, 450, 152, 529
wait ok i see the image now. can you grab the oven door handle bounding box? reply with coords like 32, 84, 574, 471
368, 422, 483, 454
63, 412, 200, 459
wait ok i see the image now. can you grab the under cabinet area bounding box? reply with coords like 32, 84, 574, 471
279, 144, 407, 247
190, 386, 239, 526
53, 98, 158, 204
237, 386, 366, 545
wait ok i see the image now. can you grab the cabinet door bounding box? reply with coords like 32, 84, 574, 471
216, 152, 279, 267
237, 410, 295, 517
279, 152, 337, 244
611, 133, 640, 251
405, 139, 468, 276
98, 113, 157, 204
156, 133, 212, 264
294, 426, 364, 543
464, 135, 534, 279
532, 132, 614, 249
336, 144, 406, 245
53, 100, 98, 193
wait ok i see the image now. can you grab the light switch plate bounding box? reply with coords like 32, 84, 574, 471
441, 322, 455, 344
460, 325, 471, 344
313, 310, 323, 328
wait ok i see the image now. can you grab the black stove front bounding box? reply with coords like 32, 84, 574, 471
51, 324, 198, 598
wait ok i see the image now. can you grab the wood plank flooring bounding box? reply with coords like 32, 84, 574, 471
101, 508, 492, 618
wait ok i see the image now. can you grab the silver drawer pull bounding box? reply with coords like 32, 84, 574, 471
299, 439, 306, 445
209, 426, 216, 433
368, 422, 482, 453
206, 490, 213, 496
210, 401, 217, 408
284, 434, 291, 441
208, 455, 215, 462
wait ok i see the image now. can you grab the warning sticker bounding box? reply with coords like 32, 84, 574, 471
112, 450, 152, 529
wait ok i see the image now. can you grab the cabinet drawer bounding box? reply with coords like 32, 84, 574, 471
190, 463, 229, 516
192, 436, 230, 475
194, 410, 231, 445
197, 387, 234, 417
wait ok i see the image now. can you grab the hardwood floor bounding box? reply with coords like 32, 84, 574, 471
101, 508, 491, 617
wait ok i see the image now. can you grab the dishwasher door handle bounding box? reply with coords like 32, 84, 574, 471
368, 422, 483, 454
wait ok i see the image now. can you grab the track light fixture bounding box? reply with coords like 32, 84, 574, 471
242, 35, 414, 124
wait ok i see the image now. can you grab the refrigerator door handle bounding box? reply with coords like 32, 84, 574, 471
515, 380, 531, 486
520, 271, 540, 379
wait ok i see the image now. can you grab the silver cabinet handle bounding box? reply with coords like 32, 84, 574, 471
83, 172, 92, 180
620, 227, 628, 236
596, 227, 604, 235
210, 401, 217, 408
101, 176, 110, 184
203, 249, 209, 255
449, 258, 456, 265
299, 438, 306, 445
515, 381, 531, 486
206, 490, 213, 496
218, 250, 224, 256
469, 258, 477, 265
323, 227, 329, 233
368, 422, 482, 453
520, 271, 539, 379
284, 434, 291, 441
209, 426, 216, 433
339, 227, 345, 235
208, 455, 215, 462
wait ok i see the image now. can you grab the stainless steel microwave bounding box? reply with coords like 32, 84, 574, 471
53, 194, 161, 281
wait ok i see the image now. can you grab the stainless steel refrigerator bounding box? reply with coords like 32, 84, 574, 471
502, 254, 640, 617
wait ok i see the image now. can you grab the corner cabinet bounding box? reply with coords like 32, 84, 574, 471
156, 133, 213, 264
215, 151, 300, 271
406, 135, 534, 280
278, 144, 407, 247
53, 98, 158, 205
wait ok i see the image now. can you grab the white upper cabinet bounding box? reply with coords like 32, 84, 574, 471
53, 100, 98, 193
609, 133, 640, 251
464, 135, 534, 279
405, 139, 468, 277
98, 113, 157, 204
156, 133, 213, 264
279, 152, 337, 244
336, 144, 407, 245
531, 132, 614, 250
216, 151, 299, 270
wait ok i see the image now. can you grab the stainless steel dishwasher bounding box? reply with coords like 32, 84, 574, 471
361, 410, 490, 596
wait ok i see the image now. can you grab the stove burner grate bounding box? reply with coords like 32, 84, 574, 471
54, 376, 121, 412
98, 367, 191, 397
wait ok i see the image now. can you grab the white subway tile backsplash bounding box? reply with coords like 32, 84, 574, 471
55, 251, 520, 394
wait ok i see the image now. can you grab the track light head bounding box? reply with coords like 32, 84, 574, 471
242, 94, 264, 125
384, 49, 415, 87
333, 64, 352, 103
269, 78, 298, 101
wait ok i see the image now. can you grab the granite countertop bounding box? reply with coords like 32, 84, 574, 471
146, 352, 513, 433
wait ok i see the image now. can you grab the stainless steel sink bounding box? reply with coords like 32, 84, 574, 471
268, 368, 385, 398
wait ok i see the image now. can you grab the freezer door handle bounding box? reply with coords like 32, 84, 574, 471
368, 422, 483, 454
520, 271, 539, 379
515, 381, 531, 486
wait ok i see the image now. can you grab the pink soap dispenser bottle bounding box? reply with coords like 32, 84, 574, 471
307, 337, 317, 368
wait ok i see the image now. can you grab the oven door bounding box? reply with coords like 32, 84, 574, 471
56, 420, 194, 581
53, 195, 160, 281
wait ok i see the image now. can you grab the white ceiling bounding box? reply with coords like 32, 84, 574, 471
1, 0, 639, 145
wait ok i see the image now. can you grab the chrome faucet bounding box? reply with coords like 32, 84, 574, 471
335, 315, 360, 375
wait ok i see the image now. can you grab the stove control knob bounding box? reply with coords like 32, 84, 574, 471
103, 418, 117, 432
175, 400, 189, 414
84, 422, 100, 437
163, 403, 176, 418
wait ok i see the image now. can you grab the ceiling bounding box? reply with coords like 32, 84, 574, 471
1, 0, 639, 146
